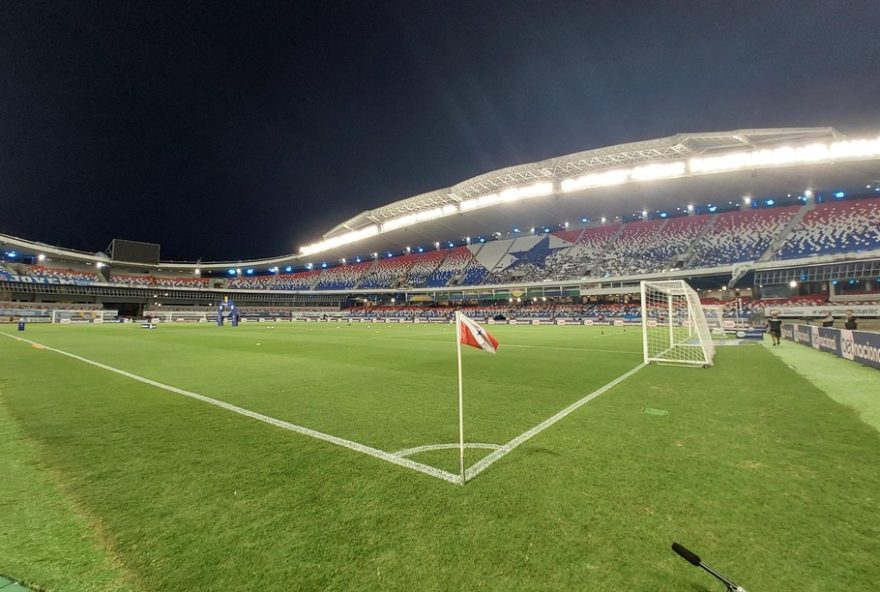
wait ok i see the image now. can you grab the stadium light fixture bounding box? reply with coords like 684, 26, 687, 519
285, 266, 292, 272
580, 218, 588, 223
766, 199, 775, 206
835, 191, 845, 198
299, 224, 380, 257
641, 209, 648, 217
601, 217, 607, 224
340, 258, 346, 264
227, 269, 235, 275
459, 181, 553, 212
743, 196, 752, 205
804, 189, 814, 198
236, 268, 242, 275
789, 280, 798, 288
687, 204, 694, 212
194, 268, 200, 275
37, 253, 46, 262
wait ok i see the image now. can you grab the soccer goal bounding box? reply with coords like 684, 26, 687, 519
640, 280, 715, 367
50, 309, 117, 324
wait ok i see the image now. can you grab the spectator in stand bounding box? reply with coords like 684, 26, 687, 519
844, 311, 858, 330
767, 313, 782, 346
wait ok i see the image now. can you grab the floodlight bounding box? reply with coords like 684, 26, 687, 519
835, 191, 845, 198
687, 204, 694, 212
37, 253, 46, 261
805, 189, 814, 197
743, 196, 752, 205
789, 280, 798, 288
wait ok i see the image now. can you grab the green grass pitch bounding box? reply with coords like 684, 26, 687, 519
1, 322, 879, 591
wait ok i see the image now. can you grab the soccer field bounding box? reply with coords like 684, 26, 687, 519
1, 322, 879, 591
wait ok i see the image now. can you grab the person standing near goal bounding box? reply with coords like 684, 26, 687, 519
767, 313, 782, 346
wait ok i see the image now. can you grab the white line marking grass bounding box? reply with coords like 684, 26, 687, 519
2, 332, 644, 486
464, 363, 647, 481
2, 333, 461, 484
394, 442, 502, 458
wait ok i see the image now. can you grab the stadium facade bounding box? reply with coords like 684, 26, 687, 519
2, 127, 880, 320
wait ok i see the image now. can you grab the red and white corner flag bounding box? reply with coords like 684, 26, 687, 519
454, 311, 500, 485
457, 311, 499, 354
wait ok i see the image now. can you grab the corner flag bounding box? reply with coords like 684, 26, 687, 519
454, 311, 500, 485
457, 312, 499, 354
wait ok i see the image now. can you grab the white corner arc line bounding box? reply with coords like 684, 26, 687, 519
1, 333, 462, 485
394, 442, 502, 458
464, 363, 647, 481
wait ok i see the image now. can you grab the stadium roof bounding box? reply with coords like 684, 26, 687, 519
3, 126, 880, 271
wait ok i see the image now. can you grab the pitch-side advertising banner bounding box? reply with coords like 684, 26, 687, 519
783, 323, 880, 370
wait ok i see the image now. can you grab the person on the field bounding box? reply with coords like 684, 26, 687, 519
844, 311, 858, 330
767, 313, 782, 346
821, 313, 834, 328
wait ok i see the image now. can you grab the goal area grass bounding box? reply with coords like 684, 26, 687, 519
1, 322, 879, 591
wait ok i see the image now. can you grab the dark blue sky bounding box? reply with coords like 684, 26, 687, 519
1, 0, 878, 260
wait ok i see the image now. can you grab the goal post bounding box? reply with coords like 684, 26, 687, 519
640, 280, 715, 367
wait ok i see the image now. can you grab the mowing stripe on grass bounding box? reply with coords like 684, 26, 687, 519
1, 333, 462, 485
464, 363, 646, 480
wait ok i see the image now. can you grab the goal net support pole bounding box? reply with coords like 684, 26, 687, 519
640, 280, 715, 367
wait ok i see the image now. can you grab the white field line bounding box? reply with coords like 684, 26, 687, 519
464, 363, 647, 481
394, 442, 502, 458
1, 333, 461, 485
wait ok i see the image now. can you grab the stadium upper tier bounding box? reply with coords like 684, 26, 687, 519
2, 127, 880, 274
4, 195, 880, 291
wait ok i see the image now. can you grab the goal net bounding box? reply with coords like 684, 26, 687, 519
640, 280, 715, 367
50, 309, 117, 324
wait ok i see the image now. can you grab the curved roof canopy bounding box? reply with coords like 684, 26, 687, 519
4, 127, 880, 271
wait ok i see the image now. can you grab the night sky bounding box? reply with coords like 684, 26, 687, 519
1, 1, 879, 261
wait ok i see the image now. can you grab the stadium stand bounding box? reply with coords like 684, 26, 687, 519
314, 262, 372, 290
153, 276, 209, 288
110, 273, 153, 287
554, 224, 621, 278
690, 206, 799, 267
483, 236, 561, 284
777, 198, 880, 259
26, 265, 99, 283
273, 269, 322, 290
638, 214, 712, 269
358, 255, 417, 289
228, 275, 275, 290
403, 250, 446, 287
427, 247, 473, 287
595, 219, 667, 277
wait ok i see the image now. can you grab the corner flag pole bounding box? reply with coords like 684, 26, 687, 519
455, 311, 466, 485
